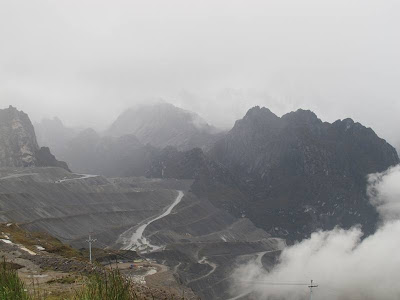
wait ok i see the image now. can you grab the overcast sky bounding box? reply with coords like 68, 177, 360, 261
0, 0, 399, 147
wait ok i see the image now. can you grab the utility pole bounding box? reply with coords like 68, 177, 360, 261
308, 279, 318, 300
86, 233, 97, 263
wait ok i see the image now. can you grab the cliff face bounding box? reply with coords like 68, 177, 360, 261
146, 147, 248, 215
0, 105, 39, 167
209, 107, 399, 241
0, 106, 69, 170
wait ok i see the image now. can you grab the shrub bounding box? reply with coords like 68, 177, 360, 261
73, 268, 139, 300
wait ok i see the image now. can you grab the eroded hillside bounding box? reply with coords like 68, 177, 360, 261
0, 167, 283, 299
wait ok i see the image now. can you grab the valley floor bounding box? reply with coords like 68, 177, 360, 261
0, 167, 285, 299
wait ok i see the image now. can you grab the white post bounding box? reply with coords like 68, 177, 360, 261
308, 279, 318, 300
86, 233, 97, 263
89, 235, 92, 263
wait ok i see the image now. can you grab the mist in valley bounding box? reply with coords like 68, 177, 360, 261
232, 165, 400, 300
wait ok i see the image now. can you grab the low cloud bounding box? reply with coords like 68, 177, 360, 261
368, 165, 400, 222
232, 165, 400, 300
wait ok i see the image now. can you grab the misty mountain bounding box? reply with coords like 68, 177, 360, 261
60, 128, 158, 177
209, 106, 399, 240
34, 118, 154, 176
35, 117, 78, 162
107, 102, 221, 150
31, 103, 400, 242
34, 102, 223, 175
0, 106, 69, 170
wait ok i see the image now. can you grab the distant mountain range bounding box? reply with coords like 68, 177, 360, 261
107, 102, 222, 150
25, 103, 400, 241
34, 102, 223, 174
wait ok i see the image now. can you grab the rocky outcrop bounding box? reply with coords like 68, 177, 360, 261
35, 147, 70, 170
107, 102, 220, 151
209, 107, 400, 241
0, 106, 69, 170
0, 105, 39, 167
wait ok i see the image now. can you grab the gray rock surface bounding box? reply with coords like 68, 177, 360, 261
209, 106, 400, 241
0, 106, 69, 170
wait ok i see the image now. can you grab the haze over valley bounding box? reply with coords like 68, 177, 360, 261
1, 1, 400, 299
1, 102, 399, 299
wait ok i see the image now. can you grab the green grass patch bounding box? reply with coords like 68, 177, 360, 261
0, 223, 82, 260
0, 259, 30, 300
47, 275, 78, 285
73, 269, 138, 300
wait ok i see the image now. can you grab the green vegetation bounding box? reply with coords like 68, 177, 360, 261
47, 275, 78, 285
0, 260, 183, 300
73, 269, 139, 300
0, 224, 82, 260
0, 259, 30, 300
0, 224, 186, 299
0, 261, 136, 300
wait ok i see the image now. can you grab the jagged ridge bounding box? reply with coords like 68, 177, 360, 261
209, 106, 399, 241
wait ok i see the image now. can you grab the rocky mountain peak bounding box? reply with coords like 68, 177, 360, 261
232, 106, 281, 138
0, 106, 69, 170
282, 109, 321, 125
241, 106, 279, 122
210, 107, 399, 241
77, 128, 100, 141
0, 106, 39, 167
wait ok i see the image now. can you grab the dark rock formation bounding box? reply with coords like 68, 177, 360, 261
0, 106, 69, 170
146, 147, 248, 216
35, 147, 70, 170
107, 102, 220, 150
209, 106, 399, 241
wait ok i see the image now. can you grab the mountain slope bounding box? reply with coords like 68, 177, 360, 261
209, 106, 399, 240
0, 106, 69, 170
0, 166, 282, 299
107, 102, 219, 150
146, 147, 248, 216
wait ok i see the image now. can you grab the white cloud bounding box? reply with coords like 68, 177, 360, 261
232, 165, 400, 300
368, 165, 400, 222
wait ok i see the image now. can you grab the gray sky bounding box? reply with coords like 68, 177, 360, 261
0, 0, 399, 147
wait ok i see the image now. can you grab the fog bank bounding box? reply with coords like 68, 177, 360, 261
232, 165, 400, 300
